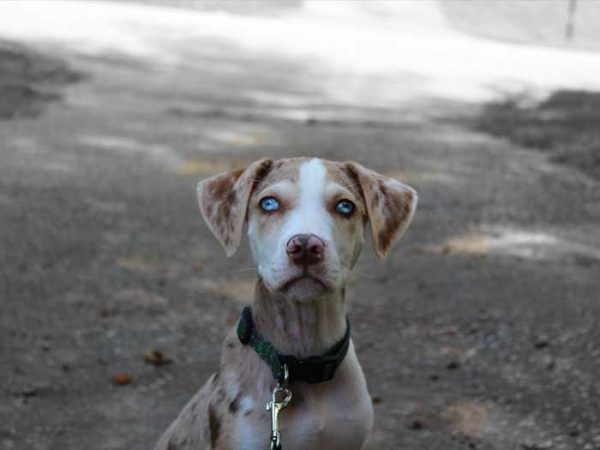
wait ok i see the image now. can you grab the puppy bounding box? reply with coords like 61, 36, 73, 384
155, 157, 417, 450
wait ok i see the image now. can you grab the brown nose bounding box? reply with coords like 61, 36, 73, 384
286, 234, 325, 267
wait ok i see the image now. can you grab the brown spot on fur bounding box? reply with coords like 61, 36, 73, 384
229, 394, 241, 414
377, 192, 406, 253
248, 159, 274, 194
216, 198, 234, 227
342, 162, 369, 223
215, 387, 226, 403
402, 200, 411, 216
343, 162, 360, 188
225, 190, 236, 206
377, 225, 393, 253
226, 342, 234, 349
208, 404, 221, 448
371, 190, 381, 207
378, 180, 388, 198
209, 174, 235, 198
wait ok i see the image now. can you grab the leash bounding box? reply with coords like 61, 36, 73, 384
237, 306, 351, 450
266, 365, 292, 450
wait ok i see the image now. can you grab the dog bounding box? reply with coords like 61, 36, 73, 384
155, 157, 417, 450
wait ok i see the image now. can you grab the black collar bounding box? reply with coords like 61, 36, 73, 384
236, 306, 351, 385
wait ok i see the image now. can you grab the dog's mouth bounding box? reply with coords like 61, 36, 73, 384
280, 274, 328, 291
265, 264, 339, 300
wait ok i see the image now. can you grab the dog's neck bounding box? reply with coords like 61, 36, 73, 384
251, 278, 347, 358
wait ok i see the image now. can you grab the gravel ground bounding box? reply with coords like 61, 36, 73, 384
1, 33, 600, 450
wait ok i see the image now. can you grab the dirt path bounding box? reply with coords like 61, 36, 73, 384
1, 8, 600, 450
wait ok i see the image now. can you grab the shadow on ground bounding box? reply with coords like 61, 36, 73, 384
476, 90, 600, 180
0, 42, 83, 119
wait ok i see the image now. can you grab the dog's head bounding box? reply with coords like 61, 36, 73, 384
197, 157, 417, 301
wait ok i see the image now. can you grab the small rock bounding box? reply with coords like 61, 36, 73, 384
98, 309, 113, 318
20, 387, 38, 398
111, 373, 132, 385
143, 350, 171, 367
409, 420, 424, 430
446, 361, 461, 370
465, 325, 479, 335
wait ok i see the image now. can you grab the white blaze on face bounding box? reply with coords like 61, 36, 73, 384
281, 158, 332, 244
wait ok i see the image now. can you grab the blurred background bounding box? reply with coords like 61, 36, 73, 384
1, 1, 600, 449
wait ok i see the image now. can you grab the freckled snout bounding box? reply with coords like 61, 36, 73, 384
286, 234, 325, 267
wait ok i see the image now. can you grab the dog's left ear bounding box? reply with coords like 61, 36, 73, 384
196, 158, 273, 257
345, 161, 418, 258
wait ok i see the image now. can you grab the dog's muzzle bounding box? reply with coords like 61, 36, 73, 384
286, 233, 325, 267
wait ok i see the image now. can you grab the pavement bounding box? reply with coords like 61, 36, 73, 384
1, 2, 600, 450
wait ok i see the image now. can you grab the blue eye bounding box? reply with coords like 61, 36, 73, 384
260, 197, 280, 212
335, 199, 355, 216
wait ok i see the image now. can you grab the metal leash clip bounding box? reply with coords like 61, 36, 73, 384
266, 365, 292, 450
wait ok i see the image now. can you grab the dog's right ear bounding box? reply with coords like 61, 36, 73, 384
344, 161, 418, 259
196, 158, 273, 257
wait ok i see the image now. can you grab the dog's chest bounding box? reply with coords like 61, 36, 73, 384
231, 381, 373, 450
282, 402, 372, 450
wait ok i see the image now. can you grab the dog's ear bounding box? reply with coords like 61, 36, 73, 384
196, 158, 273, 257
345, 161, 418, 258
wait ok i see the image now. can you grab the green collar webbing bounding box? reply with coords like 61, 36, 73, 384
236, 306, 351, 385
